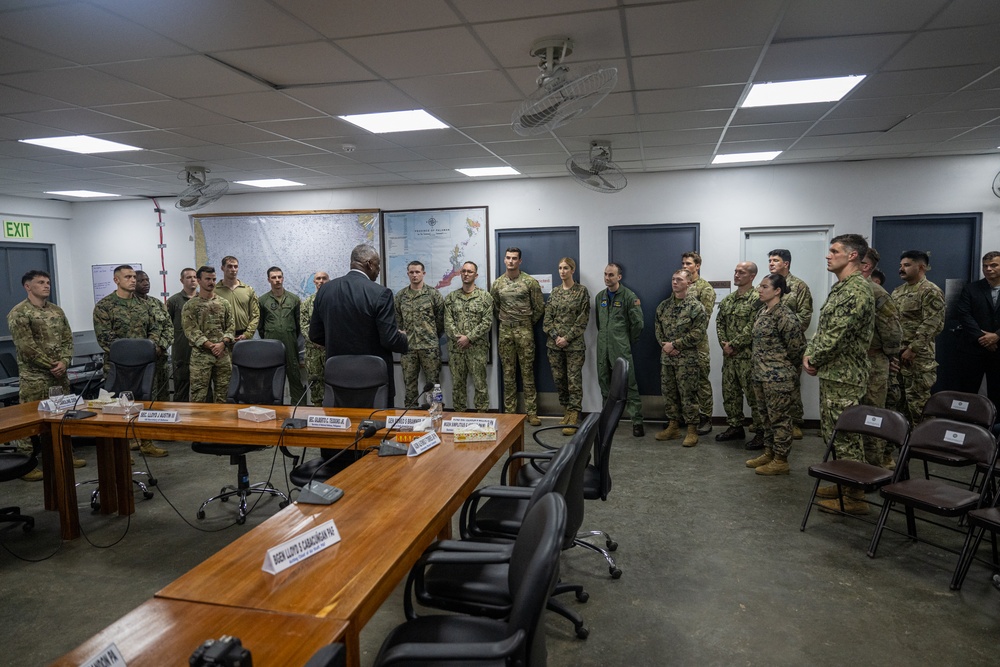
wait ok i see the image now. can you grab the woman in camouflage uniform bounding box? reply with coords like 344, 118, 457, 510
747, 274, 806, 475
543, 257, 591, 435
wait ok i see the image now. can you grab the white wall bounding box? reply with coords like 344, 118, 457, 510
26, 154, 1000, 415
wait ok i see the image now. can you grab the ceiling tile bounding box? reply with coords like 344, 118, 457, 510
337, 27, 496, 79
885, 26, 1000, 70
0, 84, 67, 115
275, 0, 460, 38
473, 9, 624, 68
775, 0, 947, 39
756, 34, 910, 82
0, 38, 74, 74
214, 42, 375, 86
636, 85, 744, 114
631, 49, 759, 89
283, 81, 418, 116
854, 65, 994, 98
393, 71, 521, 108
429, 103, 518, 128
626, 0, 784, 56
451, 0, 616, 23
186, 92, 322, 122
0, 68, 168, 106
95, 100, 234, 129
8, 108, 147, 134
96, 56, 270, 99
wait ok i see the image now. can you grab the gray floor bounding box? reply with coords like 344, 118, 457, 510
2, 422, 998, 666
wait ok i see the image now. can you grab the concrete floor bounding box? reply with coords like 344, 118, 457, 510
2, 421, 998, 666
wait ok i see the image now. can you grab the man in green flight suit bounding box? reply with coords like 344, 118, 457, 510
490, 247, 544, 425
259, 266, 304, 405
595, 262, 645, 437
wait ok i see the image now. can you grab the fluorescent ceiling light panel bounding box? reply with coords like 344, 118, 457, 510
742, 75, 866, 108
234, 179, 304, 188
456, 167, 520, 177
339, 109, 448, 133
21, 135, 142, 154
45, 190, 121, 198
712, 151, 782, 165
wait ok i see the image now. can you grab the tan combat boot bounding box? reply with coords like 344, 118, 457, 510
655, 421, 680, 441
818, 487, 870, 515
526, 414, 542, 427
816, 484, 842, 498
139, 441, 169, 457
745, 448, 773, 469
558, 410, 571, 425
682, 424, 698, 447
562, 410, 579, 436
792, 425, 803, 439
755, 454, 790, 475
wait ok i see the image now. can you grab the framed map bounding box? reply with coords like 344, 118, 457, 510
382, 207, 489, 296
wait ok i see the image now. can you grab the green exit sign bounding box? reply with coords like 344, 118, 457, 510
4, 220, 32, 239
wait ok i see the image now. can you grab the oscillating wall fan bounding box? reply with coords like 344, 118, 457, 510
175, 166, 229, 212
566, 141, 627, 194
512, 37, 617, 136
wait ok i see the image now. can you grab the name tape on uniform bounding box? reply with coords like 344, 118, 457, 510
307, 415, 351, 429
262, 519, 341, 575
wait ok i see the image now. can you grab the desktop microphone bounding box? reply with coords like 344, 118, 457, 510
63, 363, 103, 420
281, 385, 311, 429
297, 422, 380, 505
378, 382, 434, 457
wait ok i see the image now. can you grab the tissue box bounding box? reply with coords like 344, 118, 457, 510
238, 406, 276, 422
454, 428, 497, 442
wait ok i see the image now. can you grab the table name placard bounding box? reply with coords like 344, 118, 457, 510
79, 642, 125, 667
408, 431, 441, 457
386, 415, 432, 430
307, 415, 351, 429
137, 410, 180, 423
262, 519, 341, 575
442, 417, 497, 433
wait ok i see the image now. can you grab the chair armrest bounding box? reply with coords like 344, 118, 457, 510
377, 633, 524, 665
531, 425, 566, 450
499, 451, 554, 485
459, 485, 531, 539
424, 540, 513, 555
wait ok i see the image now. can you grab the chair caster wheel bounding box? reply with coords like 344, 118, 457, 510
196, 510, 205, 520
575, 626, 589, 640
607, 540, 618, 551
23, 519, 34, 532
91, 502, 100, 512
576, 590, 589, 603
148, 478, 158, 487
142, 491, 154, 500
610, 567, 622, 579
237, 515, 246, 525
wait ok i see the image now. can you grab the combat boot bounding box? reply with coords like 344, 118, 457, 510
715, 425, 745, 441
139, 441, 169, 457
792, 425, 803, 439
755, 454, 789, 475
696, 415, 713, 435
526, 414, 541, 426
744, 433, 764, 450
682, 424, 699, 447
559, 410, 571, 425
21, 467, 43, 482
655, 421, 680, 441
815, 484, 842, 498
745, 448, 773, 469
562, 410, 579, 436
818, 487, 869, 515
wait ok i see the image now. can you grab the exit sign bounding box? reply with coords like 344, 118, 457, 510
4, 220, 33, 239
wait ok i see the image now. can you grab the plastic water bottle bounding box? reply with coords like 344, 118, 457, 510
429, 383, 444, 432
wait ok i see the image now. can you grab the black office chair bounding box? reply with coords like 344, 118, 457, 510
0, 351, 19, 378
0, 440, 40, 532
192, 339, 289, 524
288, 355, 389, 489
81, 338, 158, 510
517, 356, 629, 577
377, 493, 566, 667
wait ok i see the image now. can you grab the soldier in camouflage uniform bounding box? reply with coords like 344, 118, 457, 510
259, 266, 304, 405
166, 268, 198, 402
182, 266, 235, 403
768, 249, 814, 440
7, 270, 83, 478
395, 261, 445, 406
490, 248, 544, 424
746, 274, 807, 475
595, 263, 645, 436
300, 271, 329, 406
804, 235, 875, 515
715, 261, 762, 444
445, 262, 493, 412
654, 270, 707, 447
682, 252, 716, 434
891, 250, 945, 427
859, 248, 903, 469
215, 256, 259, 341
93, 264, 170, 457
135, 270, 174, 402
543, 258, 591, 435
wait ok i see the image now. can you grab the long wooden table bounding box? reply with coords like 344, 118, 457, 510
51, 598, 348, 666
156, 413, 524, 667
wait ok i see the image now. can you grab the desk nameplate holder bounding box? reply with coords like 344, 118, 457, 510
407, 431, 441, 457
442, 417, 497, 433
262, 519, 341, 574
306, 415, 351, 429
386, 415, 432, 430
137, 410, 180, 423
79, 642, 125, 667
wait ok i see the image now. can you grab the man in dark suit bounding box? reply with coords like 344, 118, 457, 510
955, 251, 1000, 416
309, 244, 408, 403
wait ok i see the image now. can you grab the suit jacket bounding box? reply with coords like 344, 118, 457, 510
956, 278, 1000, 354
309, 270, 408, 400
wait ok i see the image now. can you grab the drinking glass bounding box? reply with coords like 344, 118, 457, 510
48, 386, 65, 413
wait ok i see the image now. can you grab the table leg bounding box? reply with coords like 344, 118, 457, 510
507, 430, 525, 485
54, 430, 80, 540
95, 437, 119, 514
343, 624, 360, 667
41, 432, 57, 511
114, 437, 134, 516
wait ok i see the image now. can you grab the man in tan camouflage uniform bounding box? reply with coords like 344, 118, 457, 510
259, 266, 304, 405
215, 255, 259, 342
715, 261, 762, 446
490, 248, 544, 425
682, 252, 715, 435
768, 249, 813, 440
166, 268, 198, 401
135, 270, 173, 402
395, 261, 445, 406
803, 235, 875, 515
859, 248, 902, 468
891, 250, 945, 427
182, 266, 235, 403
655, 269, 707, 447
7, 270, 83, 479
445, 262, 493, 412
300, 271, 329, 406
93, 264, 170, 457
